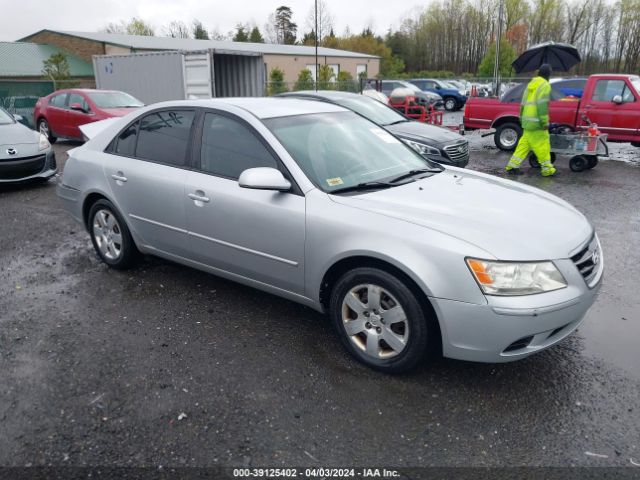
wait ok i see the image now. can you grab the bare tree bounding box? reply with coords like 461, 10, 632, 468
164, 20, 190, 38
305, 0, 335, 43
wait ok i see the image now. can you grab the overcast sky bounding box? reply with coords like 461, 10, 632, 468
0, 0, 421, 41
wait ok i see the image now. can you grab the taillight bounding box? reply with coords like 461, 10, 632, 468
464, 103, 469, 118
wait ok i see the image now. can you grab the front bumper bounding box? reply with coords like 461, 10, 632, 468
432, 252, 603, 363
0, 150, 56, 183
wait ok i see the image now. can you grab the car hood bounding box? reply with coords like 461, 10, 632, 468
387, 121, 463, 146
0, 122, 38, 146
101, 108, 139, 117
330, 169, 592, 260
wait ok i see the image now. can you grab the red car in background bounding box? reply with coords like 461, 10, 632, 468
34, 89, 143, 143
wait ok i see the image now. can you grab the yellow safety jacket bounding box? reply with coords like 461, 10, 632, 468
520, 76, 551, 131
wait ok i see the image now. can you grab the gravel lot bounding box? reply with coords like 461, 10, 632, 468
1, 119, 639, 471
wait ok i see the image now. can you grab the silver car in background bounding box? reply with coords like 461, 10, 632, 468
57, 98, 602, 373
0, 107, 56, 183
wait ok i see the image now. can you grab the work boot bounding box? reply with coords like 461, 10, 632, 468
541, 167, 557, 177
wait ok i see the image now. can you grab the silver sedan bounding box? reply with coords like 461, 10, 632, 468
57, 98, 602, 373
0, 107, 56, 183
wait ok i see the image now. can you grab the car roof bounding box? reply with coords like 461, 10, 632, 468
147, 97, 348, 119
280, 90, 366, 101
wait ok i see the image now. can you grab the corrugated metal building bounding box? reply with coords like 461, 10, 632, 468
0, 42, 93, 81
19, 30, 380, 83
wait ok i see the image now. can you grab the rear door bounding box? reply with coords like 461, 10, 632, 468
103, 109, 195, 258
579, 78, 640, 140
45, 93, 68, 137
184, 110, 305, 294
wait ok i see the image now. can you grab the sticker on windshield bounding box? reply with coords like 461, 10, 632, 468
326, 177, 344, 187
370, 128, 401, 144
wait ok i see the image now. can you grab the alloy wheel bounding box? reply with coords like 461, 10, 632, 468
341, 284, 409, 359
92, 209, 123, 260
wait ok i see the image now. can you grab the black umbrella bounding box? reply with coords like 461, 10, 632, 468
512, 41, 581, 73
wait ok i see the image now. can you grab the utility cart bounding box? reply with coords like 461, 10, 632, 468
529, 131, 609, 172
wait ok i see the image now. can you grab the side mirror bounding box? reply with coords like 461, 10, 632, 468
612, 95, 623, 104
238, 167, 291, 192
70, 102, 87, 113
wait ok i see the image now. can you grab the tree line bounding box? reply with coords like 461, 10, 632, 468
103, 0, 640, 78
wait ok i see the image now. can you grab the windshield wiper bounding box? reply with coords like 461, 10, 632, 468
384, 119, 409, 126
388, 168, 442, 183
330, 181, 397, 194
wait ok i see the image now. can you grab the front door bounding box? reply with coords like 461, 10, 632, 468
579, 78, 640, 141
185, 111, 305, 294
103, 109, 196, 258
66, 92, 95, 139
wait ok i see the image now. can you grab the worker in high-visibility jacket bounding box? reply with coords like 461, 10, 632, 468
505, 64, 556, 176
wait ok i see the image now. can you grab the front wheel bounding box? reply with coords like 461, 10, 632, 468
88, 199, 139, 269
569, 155, 589, 172
443, 97, 457, 111
329, 267, 435, 373
494, 123, 522, 151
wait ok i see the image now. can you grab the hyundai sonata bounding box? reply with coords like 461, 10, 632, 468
57, 98, 602, 373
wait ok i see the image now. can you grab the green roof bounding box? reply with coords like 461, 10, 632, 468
0, 42, 93, 77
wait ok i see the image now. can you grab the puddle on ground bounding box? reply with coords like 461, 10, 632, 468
578, 302, 640, 379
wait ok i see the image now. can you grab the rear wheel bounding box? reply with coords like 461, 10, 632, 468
88, 199, 138, 269
587, 156, 598, 169
528, 152, 556, 168
494, 122, 522, 151
329, 267, 435, 373
569, 155, 589, 172
38, 118, 57, 144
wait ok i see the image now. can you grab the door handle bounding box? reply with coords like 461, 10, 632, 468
111, 172, 127, 183
188, 192, 210, 203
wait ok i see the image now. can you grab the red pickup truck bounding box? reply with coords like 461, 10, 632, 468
463, 74, 640, 151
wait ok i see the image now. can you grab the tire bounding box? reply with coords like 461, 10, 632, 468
443, 97, 457, 111
38, 118, 57, 144
528, 152, 556, 168
329, 267, 435, 374
494, 122, 522, 151
569, 155, 589, 172
631, 142, 640, 147
587, 156, 598, 169
88, 199, 138, 269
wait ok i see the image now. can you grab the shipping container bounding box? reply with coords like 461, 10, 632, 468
93, 50, 264, 104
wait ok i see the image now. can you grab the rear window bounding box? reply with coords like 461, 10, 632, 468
501, 83, 566, 103
135, 110, 195, 167
49, 94, 67, 108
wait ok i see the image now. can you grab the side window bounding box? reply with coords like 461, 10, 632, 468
592, 80, 626, 102
424, 81, 436, 90
49, 94, 67, 108
115, 121, 138, 156
68, 93, 90, 112
200, 113, 278, 179
136, 110, 195, 167
622, 84, 636, 103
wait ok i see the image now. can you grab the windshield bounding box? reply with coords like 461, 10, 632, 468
265, 112, 439, 193
0, 108, 15, 125
334, 96, 407, 126
87, 92, 144, 108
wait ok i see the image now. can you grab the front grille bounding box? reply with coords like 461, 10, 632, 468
0, 154, 46, 180
571, 236, 601, 287
504, 335, 534, 352
443, 141, 470, 163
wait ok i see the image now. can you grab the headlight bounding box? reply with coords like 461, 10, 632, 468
459, 89, 465, 95
466, 258, 567, 296
38, 133, 50, 151
403, 139, 441, 157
